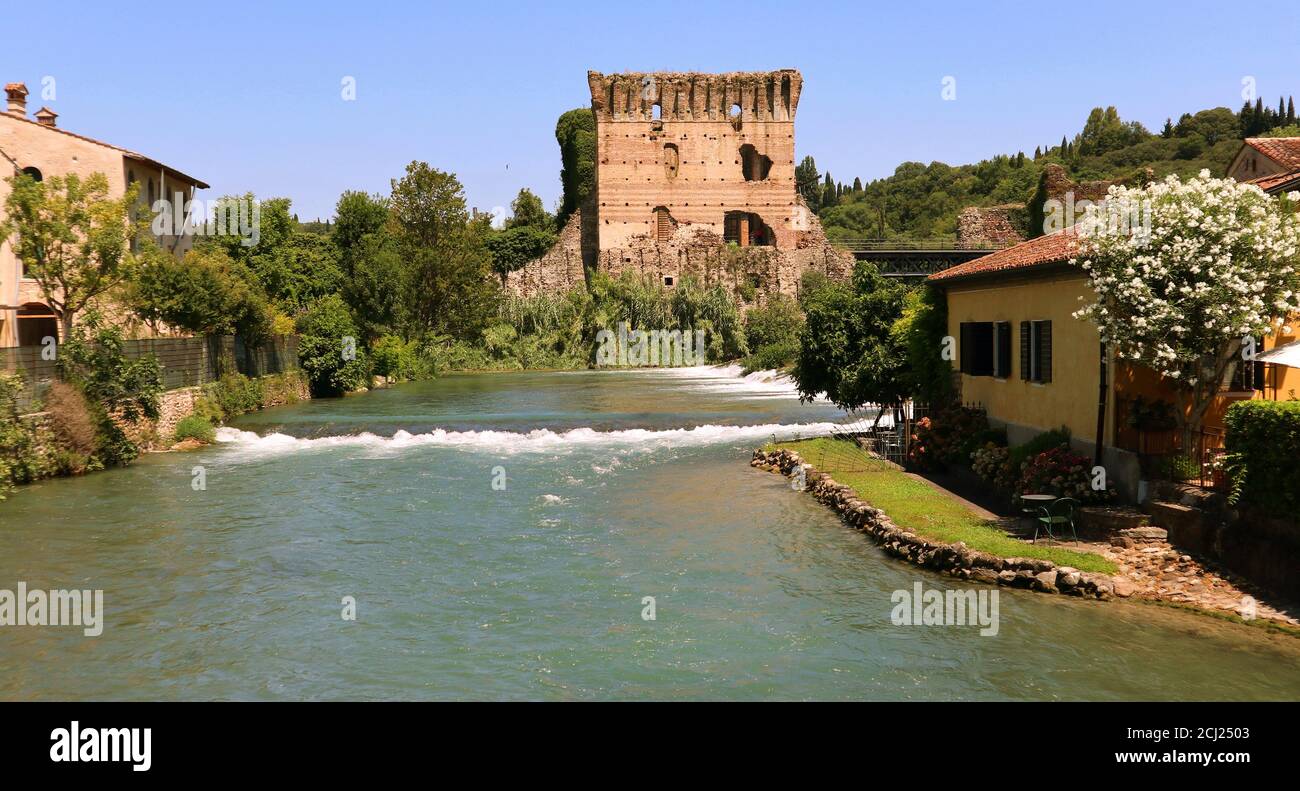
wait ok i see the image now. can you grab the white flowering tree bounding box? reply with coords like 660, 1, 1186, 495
1073, 171, 1300, 443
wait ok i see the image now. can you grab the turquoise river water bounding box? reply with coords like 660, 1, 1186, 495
1, 367, 1298, 700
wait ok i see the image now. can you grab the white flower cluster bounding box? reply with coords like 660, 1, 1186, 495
1073, 171, 1300, 383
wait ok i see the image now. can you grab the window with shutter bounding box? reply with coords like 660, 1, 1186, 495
1020, 321, 1030, 380
1026, 320, 1052, 383
959, 323, 973, 375
995, 322, 1012, 378
1039, 320, 1052, 383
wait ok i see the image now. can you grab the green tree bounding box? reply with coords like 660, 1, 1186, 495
795, 156, 820, 211
742, 293, 803, 371
0, 172, 144, 338
342, 229, 407, 343
485, 225, 555, 284
332, 190, 389, 276
389, 161, 498, 340
505, 187, 553, 231
296, 294, 368, 396
130, 245, 272, 343
792, 262, 909, 413
891, 285, 952, 405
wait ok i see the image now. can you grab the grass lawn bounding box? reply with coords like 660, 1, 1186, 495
768, 437, 1117, 575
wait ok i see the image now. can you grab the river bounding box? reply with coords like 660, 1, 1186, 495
1, 367, 1298, 700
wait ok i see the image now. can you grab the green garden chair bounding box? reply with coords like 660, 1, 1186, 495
1033, 497, 1080, 544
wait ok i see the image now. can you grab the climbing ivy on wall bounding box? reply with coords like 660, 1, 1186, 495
555, 108, 596, 228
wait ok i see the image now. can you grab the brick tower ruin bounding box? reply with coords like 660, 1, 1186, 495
504, 70, 852, 298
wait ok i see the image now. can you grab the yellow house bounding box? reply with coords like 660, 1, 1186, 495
929, 213, 1300, 500
0, 81, 209, 347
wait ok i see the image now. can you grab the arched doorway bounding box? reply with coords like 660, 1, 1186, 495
16, 303, 59, 347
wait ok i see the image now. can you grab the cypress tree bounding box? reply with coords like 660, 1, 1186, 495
1289, 97, 1296, 126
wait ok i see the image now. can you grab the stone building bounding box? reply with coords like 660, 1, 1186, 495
1227, 137, 1300, 192
0, 81, 208, 347
506, 70, 852, 298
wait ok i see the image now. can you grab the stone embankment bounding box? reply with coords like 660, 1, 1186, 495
753, 447, 1300, 627
752, 447, 1117, 599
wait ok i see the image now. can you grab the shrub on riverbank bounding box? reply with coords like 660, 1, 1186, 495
298, 295, 370, 396
0, 374, 40, 501
906, 405, 991, 471
1225, 400, 1300, 517
43, 381, 100, 475
741, 294, 802, 373
56, 315, 162, 468
173, 414, 216, 444
192, 370, 307, 425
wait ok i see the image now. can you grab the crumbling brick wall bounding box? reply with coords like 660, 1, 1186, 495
957, 205, 1028, 248
502, 202, 589, 297
505, 69, 853, 299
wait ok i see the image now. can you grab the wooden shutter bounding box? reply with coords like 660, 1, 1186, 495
1019, 321, 1030, 380
1038, 321, 1052, 383
959, 323, 972, 374
996, 322, 1012, 378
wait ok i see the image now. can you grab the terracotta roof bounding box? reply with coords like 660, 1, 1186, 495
1248, 166, 1300, 194
928, 229, 1078, 283
1244, 137, 1300, 170
0, 109, 209, 188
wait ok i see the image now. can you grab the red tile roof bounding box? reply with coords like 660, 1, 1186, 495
928, 229, 1078, 283
1244, 137, 1300, 170
1248, 166, 1300, 194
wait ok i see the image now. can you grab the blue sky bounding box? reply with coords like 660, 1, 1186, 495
3, 1, 1298, 221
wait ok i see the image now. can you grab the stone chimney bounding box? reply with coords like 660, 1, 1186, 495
5, 82, 28, 117
34, 107, 57, 127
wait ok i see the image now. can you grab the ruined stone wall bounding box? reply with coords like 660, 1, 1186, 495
956, 205, 1028, 248
502, 202, 589, 297
593, 202, 851, 300
504, 70, 853, 300
588, 70, 809, 251
1039, 162, 1125, 205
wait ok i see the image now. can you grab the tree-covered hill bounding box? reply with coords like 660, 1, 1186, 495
809, 97, 1299, 241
